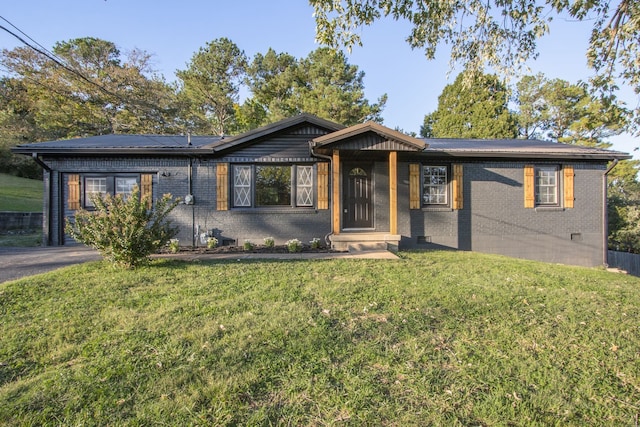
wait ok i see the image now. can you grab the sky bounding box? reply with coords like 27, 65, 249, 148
1, 0, 637, 157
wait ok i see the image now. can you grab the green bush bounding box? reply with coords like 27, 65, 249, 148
286, 238, 302, 253
65, 187, 180, 268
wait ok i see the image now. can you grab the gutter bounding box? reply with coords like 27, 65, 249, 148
309, 141, 334, 246
603, 159, 620, 267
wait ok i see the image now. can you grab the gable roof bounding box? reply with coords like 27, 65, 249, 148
311, 121, 427, 152
10, 114, 630, 161
205, 113, 345, 153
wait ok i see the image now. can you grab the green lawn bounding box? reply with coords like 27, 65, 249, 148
0, 173, 43, 212
1, 251, 639, 425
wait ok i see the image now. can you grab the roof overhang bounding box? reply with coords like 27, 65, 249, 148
205, 113, 345, 152
311, 121, 427, 152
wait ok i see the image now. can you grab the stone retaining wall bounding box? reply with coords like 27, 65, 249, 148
0, 212, 42, 232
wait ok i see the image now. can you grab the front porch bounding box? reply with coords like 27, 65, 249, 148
310, 121, 427, 253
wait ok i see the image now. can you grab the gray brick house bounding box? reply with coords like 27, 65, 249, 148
13, 114, 630, 267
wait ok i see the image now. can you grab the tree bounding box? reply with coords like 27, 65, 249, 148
176, 38, 247, 136
0, 37, 179, 140
420, 71, 517, 138
244, 48, 299, 124
514, 74, 628, 147
0, 77, 42, 178
65, 187, 180, 269
310, 0, 640, 131
242, 47, 387, 128
294, 48, 387, 125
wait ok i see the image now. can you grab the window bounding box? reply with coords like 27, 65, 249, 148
256, 165, 291, 206
116, 177, 138, 200
234, 166, 252, 207
85, 177, 107, 207
422, 166, 448, 205
83, 175, 139, 208
296, 165, 313, 206
232, 164, 314, 208
535, 166, 558, 205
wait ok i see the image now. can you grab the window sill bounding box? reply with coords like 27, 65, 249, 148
422, 206, 453, 212
534, 206, 564, 212
231, 207, 319, 214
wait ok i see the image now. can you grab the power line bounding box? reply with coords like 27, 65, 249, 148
0, 15, 187, 143
0, 15, 67, 67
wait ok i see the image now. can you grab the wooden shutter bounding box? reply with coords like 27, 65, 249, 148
317, 162, 329, 210
524, 165, 535, 208
141, 174, 153, 208
563, 165, 574, 208
68, 174, 80, 210
409, 163, 420, 209
452, 164, 464, 210
216, 163, 228, 211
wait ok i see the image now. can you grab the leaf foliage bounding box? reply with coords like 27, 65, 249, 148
65, 187, 180, 269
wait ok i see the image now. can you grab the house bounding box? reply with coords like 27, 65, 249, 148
13, 114, 630, 267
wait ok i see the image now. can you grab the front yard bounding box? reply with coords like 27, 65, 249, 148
1, 251, 639, 425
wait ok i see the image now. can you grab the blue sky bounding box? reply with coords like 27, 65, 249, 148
1, 0, 637, 156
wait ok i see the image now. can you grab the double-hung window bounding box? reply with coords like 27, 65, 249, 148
233, 164, 314, 208
535, 166, 558, 206
422, 166, 449, 205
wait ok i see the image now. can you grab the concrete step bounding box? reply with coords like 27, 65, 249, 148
348, 242, 388, 252
330, 233, 400, 252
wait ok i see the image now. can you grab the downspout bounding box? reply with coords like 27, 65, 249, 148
603, 159, 619, 267
189, 157, 195, 247
32, 153, 52, 246
309, 141, 334, 246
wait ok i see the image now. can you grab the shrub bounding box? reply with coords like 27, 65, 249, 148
263, 236, 275, 248
310, 237, 321, 249
65, 187, 180, 269
243, 240, 254, 251
207, 236, 218, 249
286, 238, 302, 253
169, 239, 180, 253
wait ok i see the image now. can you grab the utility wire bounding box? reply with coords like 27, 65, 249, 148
0, 15, 67, 67
0, 16, 188, 145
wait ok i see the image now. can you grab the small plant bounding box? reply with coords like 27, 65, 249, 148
243, 240, 254, 251
207, 236, 218, 249
286, 238, 302, 253
263, 236, 275, 248
169, 239, 180, 253
310, 237, 321, 249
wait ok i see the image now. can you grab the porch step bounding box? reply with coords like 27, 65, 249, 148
348, 242, 388, 252
330, 233, 400, 253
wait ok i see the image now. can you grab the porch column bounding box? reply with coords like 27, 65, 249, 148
332, 150, 340, 235
389, 151, 398, 235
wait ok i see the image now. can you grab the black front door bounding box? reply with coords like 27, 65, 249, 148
343, 163, 373, 228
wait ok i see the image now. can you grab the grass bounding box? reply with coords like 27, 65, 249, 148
0, 232, 41, 247
1, 251, 639, 425
0, 173, 43, 212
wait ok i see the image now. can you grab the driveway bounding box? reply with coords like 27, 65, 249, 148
0, 246, 101, 283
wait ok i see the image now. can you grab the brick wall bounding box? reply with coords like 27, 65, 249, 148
398, 161, 607, 267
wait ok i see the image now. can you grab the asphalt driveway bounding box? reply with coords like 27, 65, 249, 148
0, 246, 101, 283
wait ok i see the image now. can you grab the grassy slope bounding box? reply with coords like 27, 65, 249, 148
1, 251, 639, 425
0, 173, 43, 212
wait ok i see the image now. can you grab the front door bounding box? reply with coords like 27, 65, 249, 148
343, 163, 373, 229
